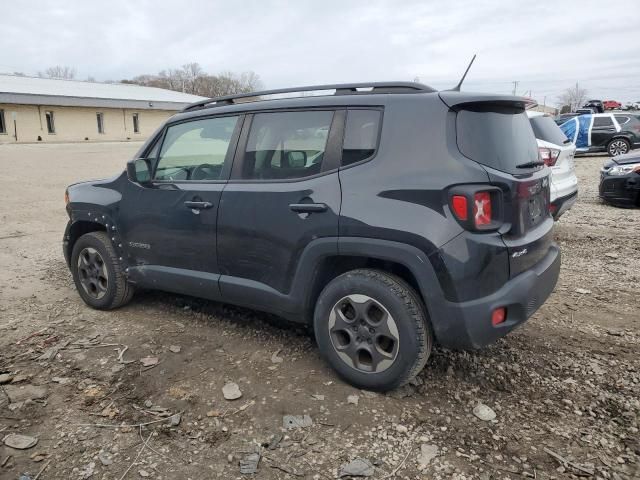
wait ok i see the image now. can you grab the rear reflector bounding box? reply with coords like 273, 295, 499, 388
473, 192, 492, 226
491, 307, 506, 326
451, 195, 468, 220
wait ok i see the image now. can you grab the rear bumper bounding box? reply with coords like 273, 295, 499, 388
432, 244, 561, 350
551, 190, 578, 219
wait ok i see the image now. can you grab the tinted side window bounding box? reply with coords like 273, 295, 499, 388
242, 111, 333, 180
614, 115, 630, 125
155, 116, 239, 181
529, 115, 569, 146
342, 110, 382, 166
593, 116, 613, 128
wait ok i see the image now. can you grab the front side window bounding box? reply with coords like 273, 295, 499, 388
154, 116, 239, 181
342, 109, 382, 166
241, 110, 333, 180
593, 116, 613, 128
0, 110, 6, 134
133, 113, 140, 133
45, 111, 55, 134
96, 113, 104, 134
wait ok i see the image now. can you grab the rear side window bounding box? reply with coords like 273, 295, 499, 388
593, 116, 613, 128
529, 115, 570, 145
241, 111, 333, 180
456, 105, 539, 174
614, 115, 630, 125
342, 110, 382, 166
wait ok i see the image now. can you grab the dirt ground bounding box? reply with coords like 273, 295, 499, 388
0, 143, 638, 480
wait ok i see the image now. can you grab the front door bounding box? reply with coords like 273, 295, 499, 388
217, 110, 343, 315
119, 114, 242, 277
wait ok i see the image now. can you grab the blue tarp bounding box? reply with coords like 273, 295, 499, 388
560, 115, 592, 149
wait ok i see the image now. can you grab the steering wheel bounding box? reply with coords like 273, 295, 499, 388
191, 163, 218, 181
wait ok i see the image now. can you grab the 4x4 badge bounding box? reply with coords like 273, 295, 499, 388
512, 248, 528, 258
128, 241, 151, 250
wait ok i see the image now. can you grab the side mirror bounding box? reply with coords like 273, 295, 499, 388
127, 158, 152, 185
286, 150, 307, 168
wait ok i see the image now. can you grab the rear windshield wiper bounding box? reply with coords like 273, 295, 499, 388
516, 161, 545, 169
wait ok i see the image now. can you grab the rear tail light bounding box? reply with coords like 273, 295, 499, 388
448, 186, 502, 231
538, 147, 561, 167
451, 195, 468, 221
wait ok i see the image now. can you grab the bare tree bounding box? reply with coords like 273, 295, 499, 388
40, 65, 76, 79
123, 64, 262, 97
557, 83, 588, 112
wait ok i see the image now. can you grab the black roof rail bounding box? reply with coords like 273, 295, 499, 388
182, 81, 435, 112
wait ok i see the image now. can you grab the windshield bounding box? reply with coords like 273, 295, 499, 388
529, 116, 571, 146
456, 105, 539, 174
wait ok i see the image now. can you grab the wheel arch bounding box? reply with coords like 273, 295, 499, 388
64, 220, 107, 267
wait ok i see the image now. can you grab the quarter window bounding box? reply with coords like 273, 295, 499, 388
241, 111, 334, 180
614, 115, 630, 125
96, 112, 104, 134
0, 110, 5, 134
45, 111, 55, 134
593, 116, 614, 128
342, 110, 382, 166
155, 116, 239, 181
133, 113, 140, 133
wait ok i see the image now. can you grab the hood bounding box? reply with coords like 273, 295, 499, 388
67, 173, 122, 189
610, 151, 640, 165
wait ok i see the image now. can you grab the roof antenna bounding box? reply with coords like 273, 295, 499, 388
450, 54, 476, 91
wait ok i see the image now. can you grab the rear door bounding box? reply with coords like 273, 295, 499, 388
591, 115, 617, 147
454, 102, 553, 277
216, 109, 342, 311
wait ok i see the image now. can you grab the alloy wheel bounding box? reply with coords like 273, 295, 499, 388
609, 140, 629, 156
328, 294, 400, 373
77, 247, 109, 299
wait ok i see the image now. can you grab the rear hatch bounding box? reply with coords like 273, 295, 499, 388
440, 93, 554, 277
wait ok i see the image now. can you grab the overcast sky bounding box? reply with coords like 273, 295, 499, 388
2, 0, 639, 104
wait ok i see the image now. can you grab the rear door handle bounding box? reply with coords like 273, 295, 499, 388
184, 201, 213, 210
289, 203, 328, 213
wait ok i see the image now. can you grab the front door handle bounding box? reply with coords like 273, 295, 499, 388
185, 201, 213, 210
289, 203, 328, 213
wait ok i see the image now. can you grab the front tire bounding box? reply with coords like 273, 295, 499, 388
607, 138, 630, 156
313, 269, 432, 391
71, 231, 134, 310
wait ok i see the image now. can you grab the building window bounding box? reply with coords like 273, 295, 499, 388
132, 113, 140, 133
45, 111, 55, 134
96, 112, 105, 134
0, 110, 6, 134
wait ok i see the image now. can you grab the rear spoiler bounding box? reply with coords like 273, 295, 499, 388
439, 92, 534, 110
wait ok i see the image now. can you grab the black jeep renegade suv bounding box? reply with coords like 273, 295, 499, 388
63, 82, 560, 391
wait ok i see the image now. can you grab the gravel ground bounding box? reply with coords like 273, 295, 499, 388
0, 143, 638, 480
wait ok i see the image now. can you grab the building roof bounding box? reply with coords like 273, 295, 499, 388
0, 74, 205, 110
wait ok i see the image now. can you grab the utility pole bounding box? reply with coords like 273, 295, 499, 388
512, 81, 519, 96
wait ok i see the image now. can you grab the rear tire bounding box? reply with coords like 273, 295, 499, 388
313, 269, 432, 391
607, 138, 630, 156
71, 231, 134, 310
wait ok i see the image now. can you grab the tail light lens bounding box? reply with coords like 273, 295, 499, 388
449, 186, 502, 231
473, 192, 491, 226
538, 147, 560, 167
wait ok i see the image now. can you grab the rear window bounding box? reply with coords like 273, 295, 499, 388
529, 115, 570, 145
456, 105, 539, 174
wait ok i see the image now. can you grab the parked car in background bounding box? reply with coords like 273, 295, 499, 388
600, 151, 640, 207
576, 107, 596, 115
603, 100, 622, 110
623, 102, 640, 111
527, 111, 578, 218
62, 82, 561, 391
583, 100, 604, 113
560, 113, 640, 156
554, 112, 579, 125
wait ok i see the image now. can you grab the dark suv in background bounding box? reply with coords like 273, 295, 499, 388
63, 82, 560, 390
